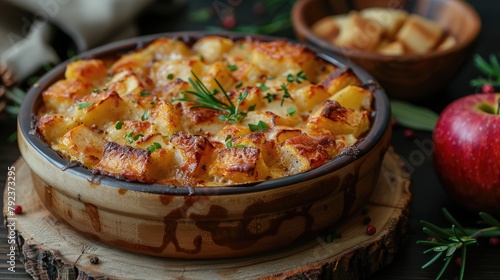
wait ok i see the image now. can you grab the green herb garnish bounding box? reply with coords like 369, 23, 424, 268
391, 100, 439, 132
173, 71, 248, 124
115, 121, 124, 130
227, 64, 238, 71
124, 132, 134, 143
92, 88, 99, 93
235, 81, 243, 88
258, 83, 269, 91
77, 102, 93, 109
279, 83, 292, 106
470, 53, 500, 87
225, 135, 246, 148
287, 106, 296, 116
264, 93, 277, 103
146, 142, 162, 152
248, 120, 268, 132
140, 91, 150, 96
418, 208, 500, 280
141, 110, 149, 121
167, 74, 174, 80
133, 134, 144, 141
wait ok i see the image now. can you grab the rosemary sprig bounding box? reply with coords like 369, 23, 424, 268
470, 53, 500, 87
173, 71, 248, 123
418, 208, 500, 280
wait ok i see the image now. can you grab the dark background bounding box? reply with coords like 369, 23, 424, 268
1, 0, 499, 279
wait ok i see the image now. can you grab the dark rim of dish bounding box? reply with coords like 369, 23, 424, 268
19, 31, 390, 196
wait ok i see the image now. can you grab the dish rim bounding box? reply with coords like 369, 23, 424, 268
18, 31, 391, 196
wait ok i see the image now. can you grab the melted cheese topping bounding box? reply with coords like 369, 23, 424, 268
36, 36, 373, 186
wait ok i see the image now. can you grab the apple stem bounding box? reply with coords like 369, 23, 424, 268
497, 98, 500, 115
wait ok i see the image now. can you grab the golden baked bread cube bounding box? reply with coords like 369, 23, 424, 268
148, 100, 182, 136
208, 147, 270, 184
134, 134, 177, 181
377, 40, 405, 55
201, 61, 238, 93
94, 142, 160, 183
193, 36, 234, 64
231, 131, 277, 166
73, 91, 132, 129
154, 78, 189, 102
334, 12, 383, 51
106, 120, 154, 146
107, 71, 146, 101
151, 58, 204, 87
214, 124, 252, 143
311, 16, 341, 41
230, 61, 266, 85
360, 8, 408, 38
229, 86, 265, 112
42, 78, 93, 113
279, 134, 329, 175
58, 124, 105, 168
321, 68, 362, 95
266, 126, 302, 145
145, 38, 191, 61
307, 100, 370, 137
243, 110, 299, 129
36, 114, 77, 146
396, 15, 444, 54
291, 85, 330, 112
436, 35, 457, 51
329, 85, 372, 111
250, 41, 317, 78
111, 51, 152, 75
171, 132, 214, 178
65, 59, 107, 86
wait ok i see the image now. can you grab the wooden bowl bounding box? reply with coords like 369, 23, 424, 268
292, 0, 481, 100
17, 32, 392, 259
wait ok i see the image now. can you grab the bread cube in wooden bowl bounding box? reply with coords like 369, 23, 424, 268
292, 0, 481, 100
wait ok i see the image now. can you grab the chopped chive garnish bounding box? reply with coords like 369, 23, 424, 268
115, 121, 124, 130
77, 102, 93, 109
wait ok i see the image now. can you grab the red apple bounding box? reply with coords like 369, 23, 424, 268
433, 93, 500, 215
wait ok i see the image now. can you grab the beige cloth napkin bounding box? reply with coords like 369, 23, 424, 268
0, 0, 154, 83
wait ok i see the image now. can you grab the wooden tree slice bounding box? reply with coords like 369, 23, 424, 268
3, 147, 411, 280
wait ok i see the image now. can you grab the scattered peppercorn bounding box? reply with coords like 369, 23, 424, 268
14, 205, 22, 214
90, 256, 99, 264
222, 15, 236, 29
390, 118, 398, 127
481, 83, 495, 94
363, 216, 371, 225
252, 2, 265, 15
404, 129, 414, 139
489, 237, 500, 247
366, 225, 376, 235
